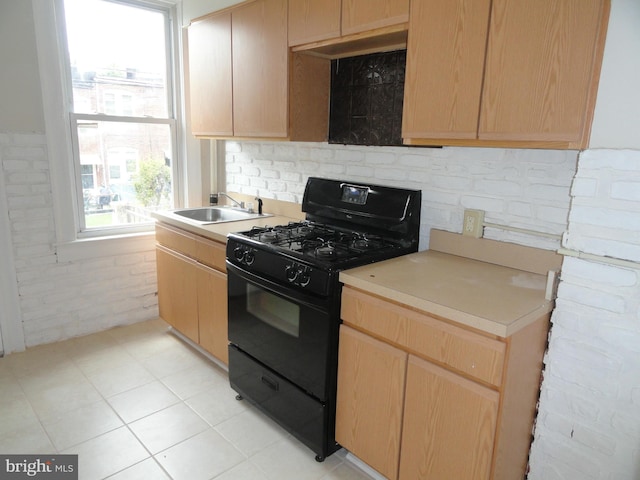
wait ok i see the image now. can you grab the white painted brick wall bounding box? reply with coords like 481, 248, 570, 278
529, 149, 640, 480
0, 133, 158, 347
563, 149, 640, 262
226, 141, 578, 250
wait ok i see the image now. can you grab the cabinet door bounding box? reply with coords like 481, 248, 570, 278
196, 264, 228, 364
479, 0, 608, 146
187, 13, 233, 136
156, 246, 199, 344
341, 0, 410, 36
399, 355, 499, 480
402, 0, 492, 141
288, 0, 341, 46
335, 325, 406, 480
232, 0, 289, 137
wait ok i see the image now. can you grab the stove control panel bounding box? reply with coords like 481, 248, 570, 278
285, 262, 312, 287
233, 245, 257, 266
226, 238, 332, 297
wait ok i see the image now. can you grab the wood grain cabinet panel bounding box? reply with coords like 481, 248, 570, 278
341, 287, 506, 386
399, 355, 499, 480
156, 224, 229, 365
288, 0, 341, 46
196, 263, 228, 364
156, 246, 199, 344
338, 284, 550, 479
188, 0, 328, 140
402, 0, 492, 140
336, 325, 406, 480
232, 0, 289, 137
156, 223, 196, 258
479, 0, 609, 147
403, 0, 609, 149
187, 12, 233, 137
194, 235, 226, 272
342, 0, 409, 35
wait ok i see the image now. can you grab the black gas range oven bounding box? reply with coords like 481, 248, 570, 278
226, 177, 421, 461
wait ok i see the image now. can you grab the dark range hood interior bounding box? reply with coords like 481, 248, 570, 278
329, 50, 406, 147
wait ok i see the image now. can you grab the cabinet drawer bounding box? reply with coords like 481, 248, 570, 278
341, 287, 506, 386
194, 235, 226, 272
155, 223, 196, 258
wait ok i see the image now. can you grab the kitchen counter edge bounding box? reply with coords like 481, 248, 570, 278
339, 250, 555, 338
152, 210, 297, 243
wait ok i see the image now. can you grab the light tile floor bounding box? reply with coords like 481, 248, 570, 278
0, 318, 376, 480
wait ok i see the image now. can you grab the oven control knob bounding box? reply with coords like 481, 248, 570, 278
285, 264, 298, 282
233, 247, 246, 263
298, 268, 311, 287
244, 250, 255, 266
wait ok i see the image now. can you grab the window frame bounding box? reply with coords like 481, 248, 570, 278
33, 0, 188, 258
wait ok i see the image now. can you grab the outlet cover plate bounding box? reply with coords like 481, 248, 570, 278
463, 209, 485, 238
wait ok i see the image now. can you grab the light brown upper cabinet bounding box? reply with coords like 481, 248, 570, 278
479, 0, 609, 147
188, 0, 329, 141
288, 0, 409, 48
232, 0, 288, 137
341, 0, 410, 36
402, 0, 492, 141
187, 12, 233, 137
288, 0, 341, 46
403, 0, 610, 149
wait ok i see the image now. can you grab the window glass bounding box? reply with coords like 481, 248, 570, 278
75, 120, 173, 228
64, 0, 169, 117
63, 0, 176, 234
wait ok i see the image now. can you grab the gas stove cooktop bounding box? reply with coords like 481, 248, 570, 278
239, 221, 404, 263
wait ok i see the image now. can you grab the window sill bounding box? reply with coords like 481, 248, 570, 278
56, 231, 156, 263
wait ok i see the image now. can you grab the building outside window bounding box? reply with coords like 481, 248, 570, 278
62, 0, 178, 233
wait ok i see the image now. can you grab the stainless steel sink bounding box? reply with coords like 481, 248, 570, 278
172, 206, 271, 224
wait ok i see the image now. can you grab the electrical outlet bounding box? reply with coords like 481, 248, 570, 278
463, 209, 485, 238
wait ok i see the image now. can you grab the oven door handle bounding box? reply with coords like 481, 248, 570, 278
261, 375, 279, 391
226, 261, 332, 311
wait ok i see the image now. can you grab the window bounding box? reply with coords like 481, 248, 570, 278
61, 0, 178, 235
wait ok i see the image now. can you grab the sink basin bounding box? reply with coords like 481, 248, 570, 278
172, 206, 271, 224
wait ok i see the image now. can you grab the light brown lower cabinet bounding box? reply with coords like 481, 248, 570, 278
155, 223, 228, 364
336, 286, 549, 480
196, 263, 228, 364
399, 355, 499, 480
336, 326, 406, 479
156, 246, 199, 344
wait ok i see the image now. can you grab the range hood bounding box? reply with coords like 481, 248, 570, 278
328, 50, 406, 147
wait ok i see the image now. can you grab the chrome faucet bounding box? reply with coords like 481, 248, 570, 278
210, 192, 245, 209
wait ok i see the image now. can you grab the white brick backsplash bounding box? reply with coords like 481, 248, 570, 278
611, 180, 640, 201
562, 256, 638, 287
557, 283, 626, 313
226, 141, 578, 249
571, 205, 640, 230
572, 176, 599, 197
580, 149, 640, 171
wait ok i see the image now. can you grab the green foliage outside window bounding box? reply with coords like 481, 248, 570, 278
134, 158, 171, 207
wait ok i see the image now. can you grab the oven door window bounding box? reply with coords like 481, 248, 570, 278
246, 284, 300, 338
